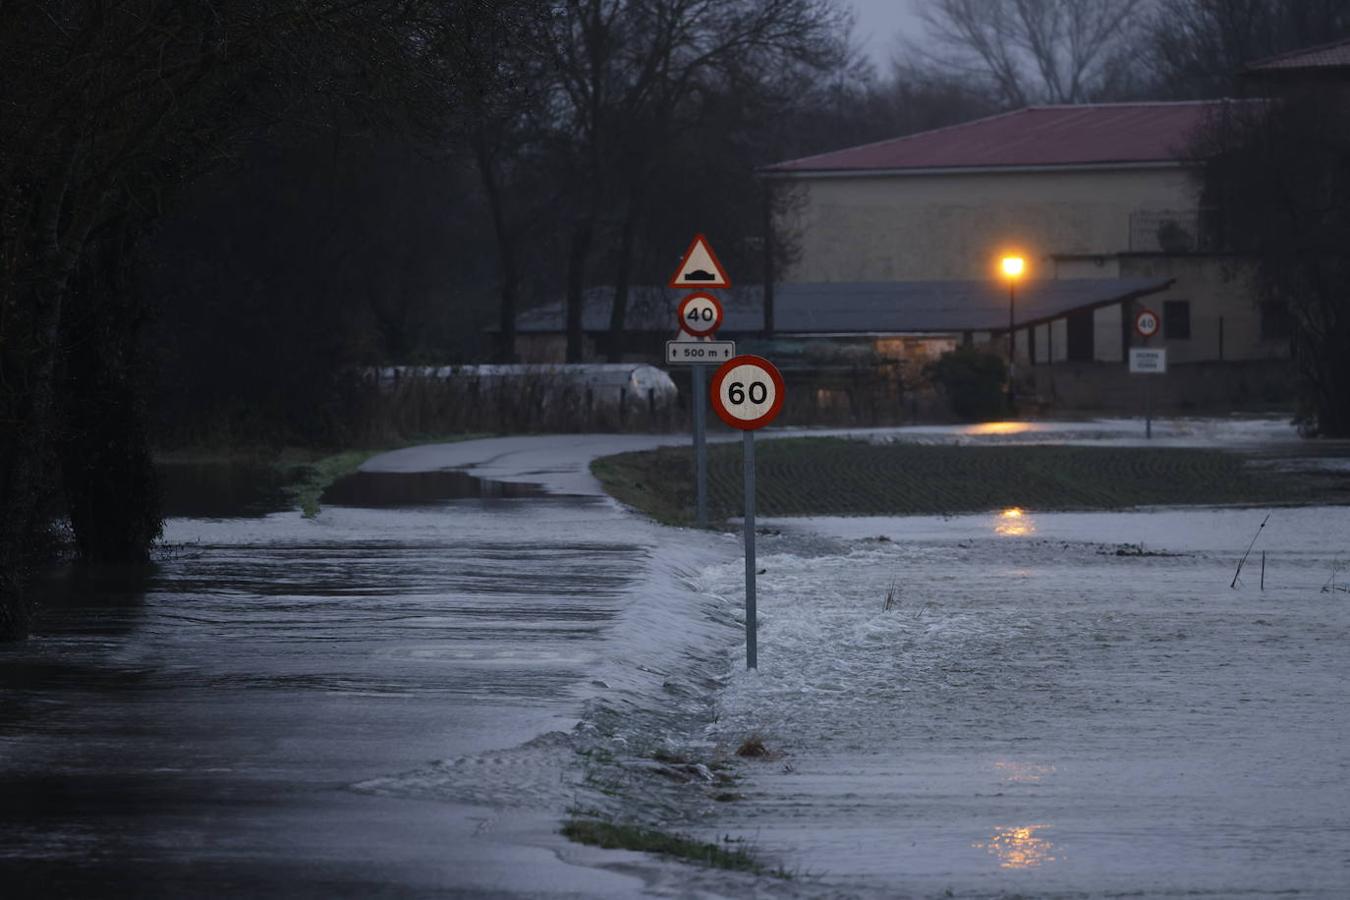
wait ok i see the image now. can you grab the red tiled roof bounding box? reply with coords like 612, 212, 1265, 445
1245, 37, 1350, 73
764, 102, 1225, 174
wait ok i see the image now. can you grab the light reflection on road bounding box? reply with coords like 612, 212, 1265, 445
995, 506, 1036, 536
965, 422, 1034, 437
993, 760, 1057, 783
975, 823, 1060, 869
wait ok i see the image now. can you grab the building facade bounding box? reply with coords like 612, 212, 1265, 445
763, 101, 1292, 410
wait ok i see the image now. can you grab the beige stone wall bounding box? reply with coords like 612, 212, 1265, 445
779, 167, 1199, 281
1116, 256, 1285, 364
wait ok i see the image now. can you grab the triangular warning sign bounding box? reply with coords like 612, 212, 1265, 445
668, 233, 731, 289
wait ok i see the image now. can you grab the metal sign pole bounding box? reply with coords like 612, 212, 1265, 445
692, 363, 708, 528
710, 353, 781, 672
1146, 377, 1153, 440
1143, 333, 1152, 440
743, 429, 757, 670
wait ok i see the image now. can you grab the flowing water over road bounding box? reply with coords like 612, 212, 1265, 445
0, 456, 716, 897
700, 507, 1350, 898
5, 424, 1350, 898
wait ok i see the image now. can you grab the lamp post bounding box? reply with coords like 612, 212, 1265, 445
1000, 255, 1025, 412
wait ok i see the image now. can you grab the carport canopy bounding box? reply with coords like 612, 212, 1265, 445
513, 278, 1174, 335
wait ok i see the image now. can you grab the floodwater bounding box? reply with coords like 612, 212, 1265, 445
0, 466, 683, 897
697, 507, 1350, 897
6, 427, 1350, 898
156, 460, 297, 518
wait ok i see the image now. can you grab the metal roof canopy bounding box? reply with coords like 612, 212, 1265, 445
513, 278, 1174, 336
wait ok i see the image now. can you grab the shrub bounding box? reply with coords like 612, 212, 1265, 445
924, 347, 1007, 421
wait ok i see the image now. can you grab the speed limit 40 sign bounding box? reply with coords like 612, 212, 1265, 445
678, 293, 723, 337
1135, 308, 1160, 339
710, 355, 785, 430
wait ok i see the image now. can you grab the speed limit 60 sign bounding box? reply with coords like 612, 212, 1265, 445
678, 293, 723, 337
1135, 308, 1160, 338
710, 355, 785, 430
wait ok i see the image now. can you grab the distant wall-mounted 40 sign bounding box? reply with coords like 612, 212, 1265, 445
710, 355, 785, 430
1135, 308, 1160, 338
678, 293, 723, 337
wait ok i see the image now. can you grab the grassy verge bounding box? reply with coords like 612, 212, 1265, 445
561, 819, 777, 876
157, 433, 488, 518
284, 450, 379, 518
285, 433, 493, 517
591, 437, 1342, 526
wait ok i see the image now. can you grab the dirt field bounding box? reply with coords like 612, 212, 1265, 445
591, 437, 1348, 525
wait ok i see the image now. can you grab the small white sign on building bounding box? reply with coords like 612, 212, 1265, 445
1129, 348, 1167, 374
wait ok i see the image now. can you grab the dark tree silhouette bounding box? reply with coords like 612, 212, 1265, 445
0, 1, 446, 639
1196, 92, 1350, 435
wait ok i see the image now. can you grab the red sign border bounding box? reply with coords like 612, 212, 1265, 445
709, 355, 785, 431
1135, 307, 1160, 339
677, 292, 724, 337
668, 233, 732, 289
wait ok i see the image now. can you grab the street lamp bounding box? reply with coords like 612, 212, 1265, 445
1000, 255, 1025, 412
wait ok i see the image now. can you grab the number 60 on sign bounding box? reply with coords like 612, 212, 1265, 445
710, 355, 785, 430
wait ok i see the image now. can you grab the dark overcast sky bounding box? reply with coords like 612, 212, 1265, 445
848, 0, 924, 69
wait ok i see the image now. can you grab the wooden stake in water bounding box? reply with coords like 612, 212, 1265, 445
743, 430, 757, 670
1231, 513, 1270, 589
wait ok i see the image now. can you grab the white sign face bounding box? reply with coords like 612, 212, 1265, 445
710, 355, 785, 430
1129, 348, 1167, 374
666, 340, 735, 364
1135, 309, 1160, 338
669, 234, 731, 288
678, 293, 722, 336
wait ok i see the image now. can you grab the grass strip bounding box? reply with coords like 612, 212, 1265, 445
560, 819, 770, 875
592, 437, 1339, 526
285, 450, 378, 518
284, 433, 491, 517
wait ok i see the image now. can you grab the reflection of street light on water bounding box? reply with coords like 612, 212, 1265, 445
974, 823, 1059, 869
1000, 255, 1025, 412
966, 421, 1031, 436
995, 506, 1035, 536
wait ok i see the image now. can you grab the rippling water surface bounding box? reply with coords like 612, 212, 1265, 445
696, 507, 1350, 897
0, 477, 679, 896
7, 432, 1350, 899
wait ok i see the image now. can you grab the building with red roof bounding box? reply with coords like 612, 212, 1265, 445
755, 100, 1291, 409
1244, 36, 1350, 80
765, 102, 1216, 175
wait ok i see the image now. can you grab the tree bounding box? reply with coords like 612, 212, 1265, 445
431, 0, 556, 363
1147, 0, 1350, 99
912, 0, 1150, 106
0, 1, 444, 639
1195, 91, 1350, 435
529, 0, 850, 362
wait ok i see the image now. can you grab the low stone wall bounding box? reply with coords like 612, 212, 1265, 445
1028, 359, 1296, 413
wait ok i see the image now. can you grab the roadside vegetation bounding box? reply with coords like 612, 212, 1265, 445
155, 433, 486, 518
592, 438, 1345, 526
561, 819, 782, 877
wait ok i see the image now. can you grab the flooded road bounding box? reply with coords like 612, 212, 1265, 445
5, 424, 1349, 898
701, 507, 1350, 898
0, 456, 702, 897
